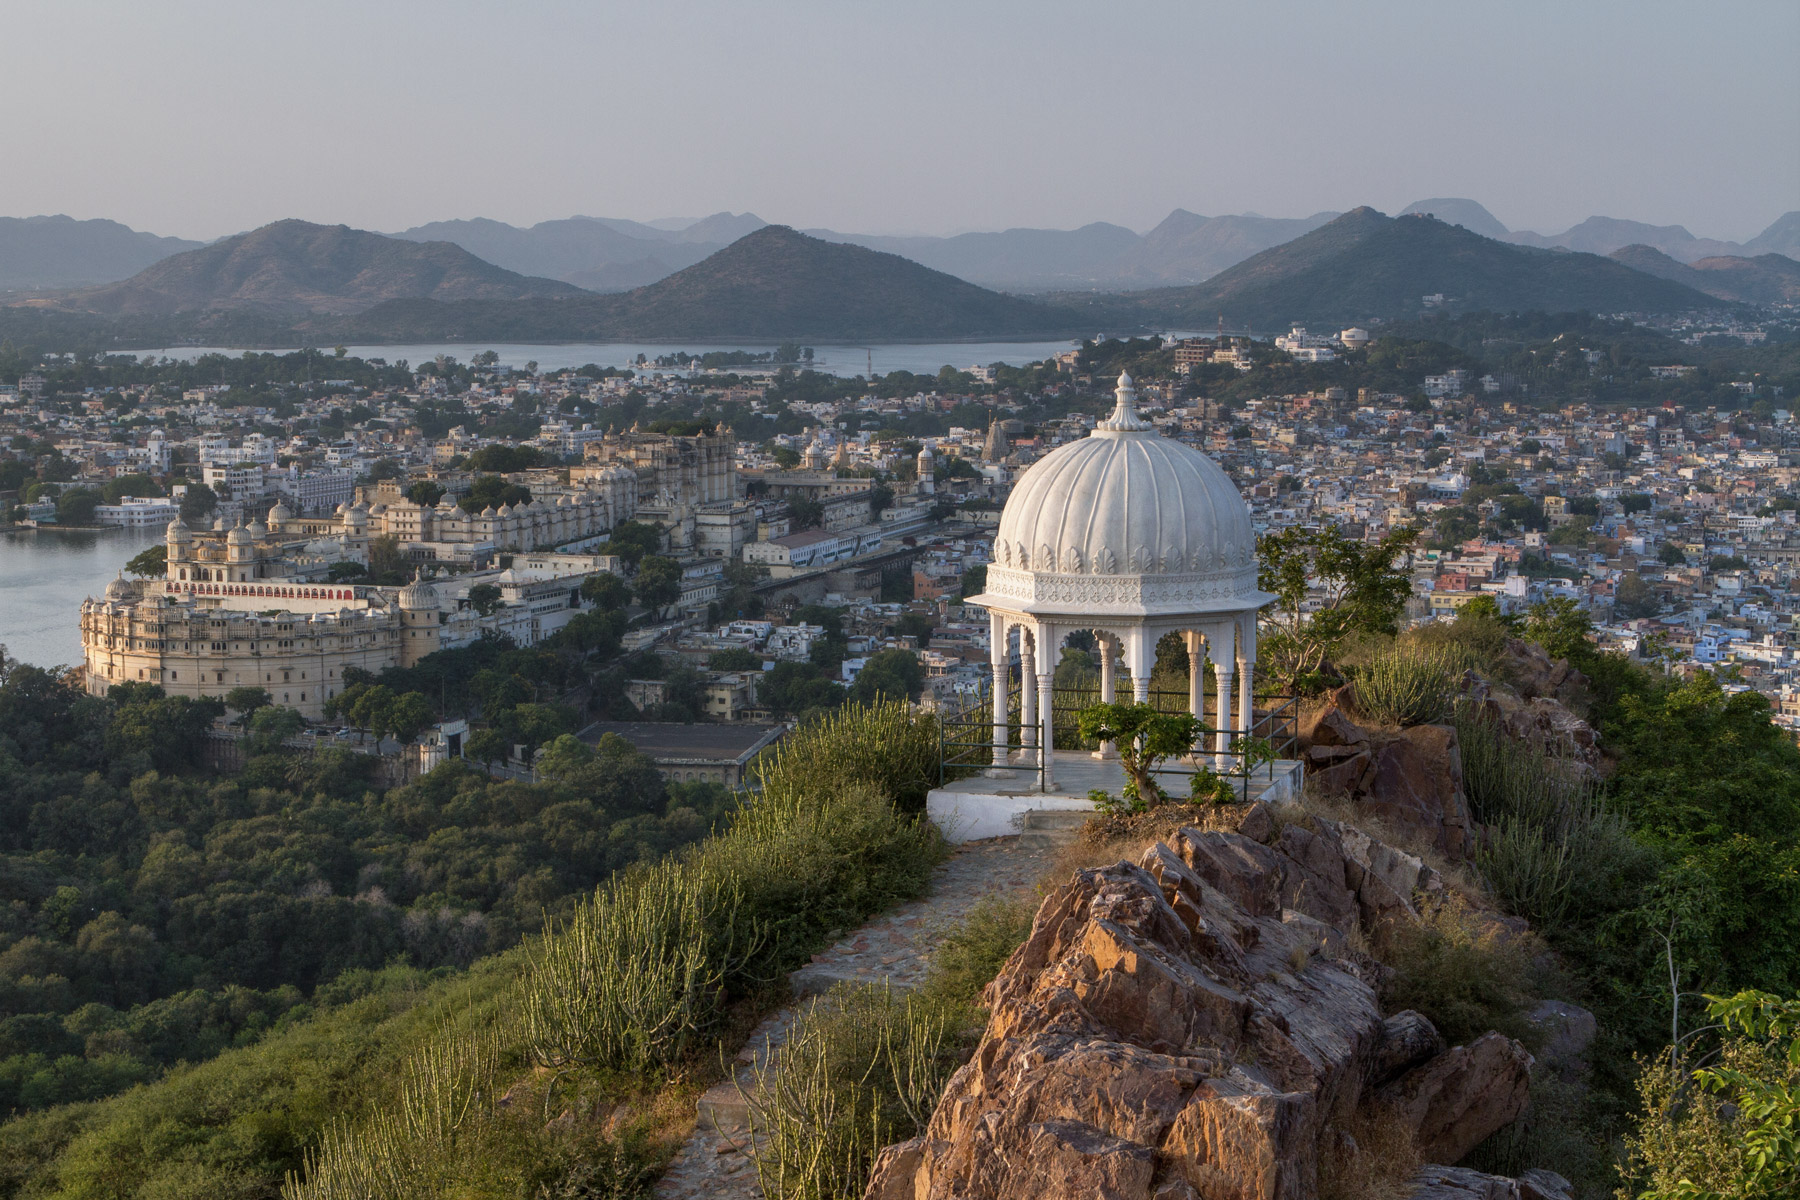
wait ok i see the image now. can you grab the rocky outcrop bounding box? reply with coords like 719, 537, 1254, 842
1461, 669, 1601, 773
865, 806, 1543, 1200
1407, 1165, 1571, 1200
1300, 699, 1474, 860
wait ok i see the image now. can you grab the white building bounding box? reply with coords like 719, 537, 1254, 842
95, 496, 180, 528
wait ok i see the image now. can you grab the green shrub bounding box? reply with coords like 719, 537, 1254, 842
1380, 897, 1542, 1048
745, 984, 963, 1200
751, 700, 949, 811
918, 896, 1036, 1011
1352, 644, 1468, 727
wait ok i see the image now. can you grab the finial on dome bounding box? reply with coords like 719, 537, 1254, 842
1097, 370, 1151, 433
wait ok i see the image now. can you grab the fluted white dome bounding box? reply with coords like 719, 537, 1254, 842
983, 373, 1268, 616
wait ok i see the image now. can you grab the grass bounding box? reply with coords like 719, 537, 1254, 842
1379, 895, 1545, 1051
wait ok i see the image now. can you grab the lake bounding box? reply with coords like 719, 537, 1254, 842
0, 527, 162, 670
134, 339, 1087, 378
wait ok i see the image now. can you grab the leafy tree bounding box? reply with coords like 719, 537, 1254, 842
633, 556, 682, 614
464, 727, 509, 771
1622, 492, 1654, 514
405, 481, 445, 507
458, 475, 531, 513
957, 563, 987, 600
1615, 572, 1662, 619
1659, 544, 1688, 566
1622, 990, 1800, 1200
327, 560, 367, 583
178, 482, 218, 522
788, 495, 825, 530
849, 649, 923, 705
596, 519, 663, 567
892, 612, 933, 644
770, 445, 801, 468
386, 692, 435, 744
124, 545, 167, 579
708, 648, 761, 671
461, 445, 544, 473
868, 483, 895, 517
224, 686, 272, 725
580, 572, 631, 611
1256, 524, 1418, 691
467, 583, 504, 617
245, 705, 304, 754
1709, 554, 1749, 572
1076, 702, 1203, 807
55, 488, 100, 525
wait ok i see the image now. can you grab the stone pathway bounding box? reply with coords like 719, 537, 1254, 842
654, 834, 1058, 1200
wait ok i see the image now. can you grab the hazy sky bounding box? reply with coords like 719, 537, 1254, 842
8, 0, 1796, 243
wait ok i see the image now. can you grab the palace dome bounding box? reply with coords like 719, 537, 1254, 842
985, 373, 1264, 614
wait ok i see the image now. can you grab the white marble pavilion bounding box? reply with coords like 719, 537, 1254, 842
960, 370, 1280, 795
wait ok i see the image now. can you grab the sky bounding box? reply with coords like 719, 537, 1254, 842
6, 0, 1796, 244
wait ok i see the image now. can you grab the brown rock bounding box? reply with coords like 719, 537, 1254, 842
1379, 1033, 1534, 1164
1310, 750, 1371, 795
1158, 1080, 1315, 1199
865, 1137, 931, 1200
1007, 1120, 1157, 1198
1236, 801, 1276, 844
1304, 702, 1369, 749
1407, 1165, 1523, 1199
1518, 1168, 1574, 1200
1369, 1010, 1447, 1086
1357, 729, 1473, 860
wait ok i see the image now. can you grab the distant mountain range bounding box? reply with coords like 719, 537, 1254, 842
5, 203, 1793, 301
0, 204, 1783, 347
1078, 208, 1722, 329
1608, 244, 1800, 306
1399, 198, 1800, 263
53, 220, 585, 315
0, 216, 203, 290
340, 225, 1077, 341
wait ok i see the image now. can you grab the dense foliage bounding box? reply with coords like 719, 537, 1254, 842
0, 658, 726, 1116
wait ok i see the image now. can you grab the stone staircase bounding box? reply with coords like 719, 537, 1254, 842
1018, 807, 1088, 850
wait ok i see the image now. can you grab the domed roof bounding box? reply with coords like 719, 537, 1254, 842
166, 515, 192, 541
268, 500, 293, 522
105, 572, 137, 601
398, 573, 437, 609
226, 522, 253, 546
981, 373, 1269, 616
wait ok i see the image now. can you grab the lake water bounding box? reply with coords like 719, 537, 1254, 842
0, 527, 162, 670
135, 339, 1086, 378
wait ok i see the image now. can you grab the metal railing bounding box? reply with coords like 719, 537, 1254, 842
937, 678, 1300, 800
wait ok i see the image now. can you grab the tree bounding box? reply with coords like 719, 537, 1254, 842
892, 612, 933, 644
957, 563, 987, 600
178, 483, 218, 522
580, 572, 631, 612
1658, 544, 1687, 566
465, 727, 509, 771
1257, 524, 1419, 691
244, 705, 304, 754
1076, 702, 1203, 807
633, 556, 682, 614
124, 545, 167, 579
458, 475, 531, 513
386, 692, 435, 743
56, 489, 100, 525
597, 520, 662, 567
467, 583, 504, 617
1614, 573, 1662, 619
788, 495, 825, 531
327, 560, 367, 583
709, 648, 761, 671
868, 483, 895, 517
771, 446, 801, 469
224, 687, 272, 725
850, 648, 923, 704
406, 481, 445, 507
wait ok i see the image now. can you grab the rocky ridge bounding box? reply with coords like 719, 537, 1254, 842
863, 797, 1574, 1200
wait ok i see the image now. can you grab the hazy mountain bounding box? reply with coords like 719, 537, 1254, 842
1398, 198, 1510, 240
1506, 216, 1741, 262
340, 225, 1079, 341
1743, 212, 1800, 259
66, 220, 587, 315
1609, 244, 1800, 306
1116, 210, 1342, 285
0, 215, 203, 290
1085, 208, 1720, 328
811, 222, 1143, 289
393, 216, 717, 287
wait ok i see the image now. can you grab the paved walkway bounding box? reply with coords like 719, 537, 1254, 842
654, 834, 1057, 1200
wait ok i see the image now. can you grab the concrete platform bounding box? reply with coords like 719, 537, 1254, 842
927, 752, 1305, 843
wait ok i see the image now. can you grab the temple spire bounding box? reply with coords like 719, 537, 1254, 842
1096, 371, 1152, 432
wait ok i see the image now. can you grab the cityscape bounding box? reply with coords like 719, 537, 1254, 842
0, 3, 1796, 1199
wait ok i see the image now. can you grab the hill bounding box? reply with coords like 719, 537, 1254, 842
389, 212, 766, 291
66, 220, 588, 315
1609, 244, 1800, 306
1398, 198, 1510, 239
338, 225, 1078, 341
1743, 211, 1800, 259
1082, 208, 1724, 328
1509, 215, 1740, 261
0, 215, 202, 290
